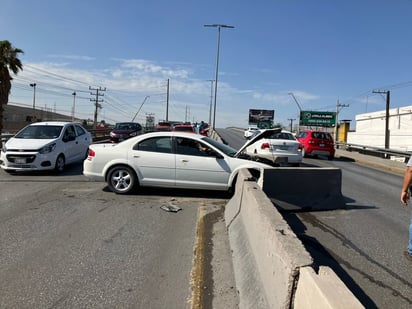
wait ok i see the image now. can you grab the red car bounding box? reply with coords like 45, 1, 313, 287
296, 130, 335, 160
155, 121, 172, 131
172, 124, 195, 133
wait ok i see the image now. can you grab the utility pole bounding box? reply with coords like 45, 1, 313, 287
166, 79, 170, 121
288, 118, 296, 132
89, 86, 106, 129
373, 89, 390, 149
132, 96, 150, 122
334, 100, 349, 143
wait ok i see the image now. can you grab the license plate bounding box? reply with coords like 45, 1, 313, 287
15, 158, 26, 164
319, 143, 325, 147
272, 145, 289, 151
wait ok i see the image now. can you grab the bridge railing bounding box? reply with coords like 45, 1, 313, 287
337, 142, 411, 163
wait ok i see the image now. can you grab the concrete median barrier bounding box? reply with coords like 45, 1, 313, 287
225, 168, 363, 308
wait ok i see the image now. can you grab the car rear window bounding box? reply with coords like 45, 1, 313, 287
269, 132, 295, 140
311, 132, 332, 140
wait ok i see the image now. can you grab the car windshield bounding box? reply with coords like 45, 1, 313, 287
14, 125, 63, 139
201, 136, 238, 157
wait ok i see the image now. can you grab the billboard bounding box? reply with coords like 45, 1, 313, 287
300, 111, 336, 127
248, 109, 274, 125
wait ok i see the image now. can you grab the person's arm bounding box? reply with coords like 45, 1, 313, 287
401, 166, 412, 205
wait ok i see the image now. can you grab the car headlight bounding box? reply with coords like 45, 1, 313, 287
39, 142, 56, 154
110, 132, 116, 137
130, 131, 137, 137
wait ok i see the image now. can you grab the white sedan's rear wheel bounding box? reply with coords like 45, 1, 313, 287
107, 166, 137, 194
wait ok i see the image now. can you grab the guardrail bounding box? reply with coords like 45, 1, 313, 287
337, 142, 411, 163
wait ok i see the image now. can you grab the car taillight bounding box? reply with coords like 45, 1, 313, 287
88, 148, 95, 157
261, 142, 270, 150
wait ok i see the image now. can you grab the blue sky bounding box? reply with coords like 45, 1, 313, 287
2, 0, 412, 129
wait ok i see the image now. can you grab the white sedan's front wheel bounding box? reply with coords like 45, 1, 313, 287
107, 166, 137, 194
54, 155, 65, 173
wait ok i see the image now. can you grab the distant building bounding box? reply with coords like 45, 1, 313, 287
347, 105, 412, 151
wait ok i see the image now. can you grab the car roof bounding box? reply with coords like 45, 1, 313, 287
28, 121, 79, 126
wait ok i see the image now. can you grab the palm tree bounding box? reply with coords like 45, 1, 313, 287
0, 40, 24, 135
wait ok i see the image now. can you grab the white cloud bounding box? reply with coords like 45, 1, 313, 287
47, 54, 95, 61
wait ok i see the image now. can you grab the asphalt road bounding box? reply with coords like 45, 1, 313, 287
219, 127, 412, 309
0, 164, 238, 308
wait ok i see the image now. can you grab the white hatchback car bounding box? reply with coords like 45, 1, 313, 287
0, 121, 92, 172
244, 129, 302, 166
83, 131, 273, 194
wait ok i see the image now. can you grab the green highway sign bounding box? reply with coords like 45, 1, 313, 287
300, 111, 336, 127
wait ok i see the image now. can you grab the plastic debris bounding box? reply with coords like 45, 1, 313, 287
160, 204, 182, 213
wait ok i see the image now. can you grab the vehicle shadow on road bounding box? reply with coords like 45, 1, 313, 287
279, 207, 379, 309
102, 185, 232, 199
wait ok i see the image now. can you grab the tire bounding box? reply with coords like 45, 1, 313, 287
54, 155, 65, 173
107, 166, 137, 194
328, 155, 334, 161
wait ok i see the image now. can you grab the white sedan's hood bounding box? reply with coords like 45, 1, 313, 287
6, 138, 57, 150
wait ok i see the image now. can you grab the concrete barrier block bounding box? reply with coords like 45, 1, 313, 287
294, 266, 364, 309
261, 167, 345, 210
226, 169, 313, 308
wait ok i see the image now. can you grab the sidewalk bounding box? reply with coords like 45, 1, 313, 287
334, 148, 408, 175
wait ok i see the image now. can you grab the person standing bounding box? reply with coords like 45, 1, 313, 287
400, 157, 412, 261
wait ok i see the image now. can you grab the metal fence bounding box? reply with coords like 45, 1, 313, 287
337, 142, 411, 163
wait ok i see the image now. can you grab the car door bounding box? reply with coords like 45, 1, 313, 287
130, 136, 175, 187
62, 125, 83, 163
74, 124, 92, 156
174, 137, 231, 190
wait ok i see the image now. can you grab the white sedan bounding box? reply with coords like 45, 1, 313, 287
244, 126, 259, 139
1, 121, 92, 172
244, 129, 302, 166
83, 131, 273, 194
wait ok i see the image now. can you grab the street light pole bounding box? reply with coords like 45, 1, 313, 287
207, 79, 214, 126
72, 91, 76, 121
204, 24, 234, 130
30, 83, 36, 121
